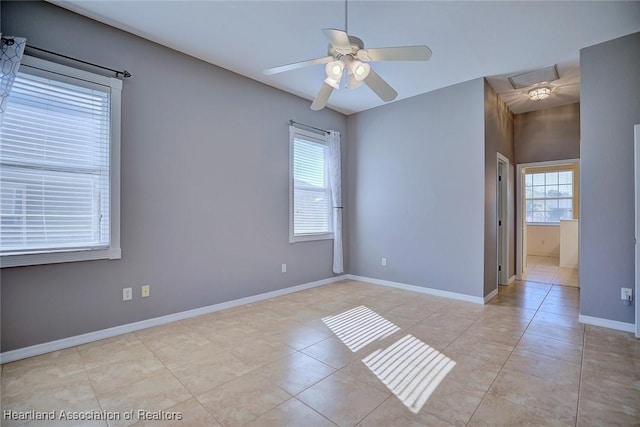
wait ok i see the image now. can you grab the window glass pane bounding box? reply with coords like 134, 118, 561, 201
558, 184, 572, 197
559, 171, 573, 184
532, 186, 545, 198
525, 169, 575, 223
546, 186, 560, 198
559, 198, 573, 220
558, 199, 572, 209
292, 135, 331, 236
1, 72, 110, 255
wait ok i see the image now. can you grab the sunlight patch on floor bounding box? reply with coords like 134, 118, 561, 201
362, 334, 456, 414
322, 306, 400, 352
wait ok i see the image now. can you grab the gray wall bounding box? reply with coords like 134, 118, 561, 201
515, 103, 580, 165
0, 1, 346, 351
346, 78, 486, 298
580, 32, 640, 325
484, 81, 515, 296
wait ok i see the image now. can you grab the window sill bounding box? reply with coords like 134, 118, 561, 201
526, 223, 561, 227
1, 247, 121, 268
289, 233, 334, 243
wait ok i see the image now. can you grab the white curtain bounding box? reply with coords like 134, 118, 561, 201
327, 130, 343, 273
0, 36, 27, 118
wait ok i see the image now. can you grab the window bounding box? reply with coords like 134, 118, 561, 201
0, 56, 121, 267
525, 170, 573, 224
289, 127, 333, 242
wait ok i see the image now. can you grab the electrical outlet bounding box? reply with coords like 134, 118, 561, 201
141, 285, 150, 298
282, 264, 287, 273
122, 287, 132, 301
621, 287, 633, 304
381, 258, 387, 266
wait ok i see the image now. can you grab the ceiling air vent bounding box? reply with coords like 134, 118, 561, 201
508, 65, 559, 89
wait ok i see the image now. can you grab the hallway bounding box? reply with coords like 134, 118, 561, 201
522, 255, 579, 287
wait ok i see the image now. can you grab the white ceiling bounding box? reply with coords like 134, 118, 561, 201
50, 1, 640, 115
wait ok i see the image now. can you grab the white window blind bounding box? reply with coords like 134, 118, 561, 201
290, 127, 332, 242
1, 70, 111, 256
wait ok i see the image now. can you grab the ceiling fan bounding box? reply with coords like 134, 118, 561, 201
263, 28, 432, 110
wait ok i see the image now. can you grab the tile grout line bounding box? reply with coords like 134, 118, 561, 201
76, 345, 110, 427
464, 281, 554, 425
276, 396, 339, 427
575, 323, 588, 426
56, 345, 108, 427
134, 330, 222, 426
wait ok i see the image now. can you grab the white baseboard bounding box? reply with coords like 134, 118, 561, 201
484, 288, 499, 303
508, 275, 517, 284
0, 275, 348, 364
346, 274, 485, 305
578, 315, 635, 333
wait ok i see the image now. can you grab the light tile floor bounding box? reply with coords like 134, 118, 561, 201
2, 279, 639, 426
523, 255, 579, 287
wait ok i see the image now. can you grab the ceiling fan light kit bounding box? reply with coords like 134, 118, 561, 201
324, 60, 345, 88
264, 26, 432, 110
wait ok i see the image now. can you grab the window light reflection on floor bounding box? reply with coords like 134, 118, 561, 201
321, 305, 400, 352
362, 334, 456, 414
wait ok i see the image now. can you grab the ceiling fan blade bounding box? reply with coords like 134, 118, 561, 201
263, 56, 334, 75
357, 46, 432, 62
364, 69, 398, 102
322, 28, 351, 51
347, 72, 364, 89
311, 83, 334, 111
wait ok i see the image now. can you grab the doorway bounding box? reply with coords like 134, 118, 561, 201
516, 159, 580, 287
497, 154, 509, 288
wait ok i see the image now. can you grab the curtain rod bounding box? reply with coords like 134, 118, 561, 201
3, 40, 132, 78
289, 120, 328, 134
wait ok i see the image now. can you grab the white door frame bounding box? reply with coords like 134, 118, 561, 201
634, 124, 640, 338
515, 158, 580, 280
497, 153, 509, 287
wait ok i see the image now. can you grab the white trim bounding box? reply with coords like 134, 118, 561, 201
20, 55, 116, 88
1, 248, 121, 268
636, 124, 640, 338
507, 275, 516, 285
346, 274, 486, 304
518, 158, 581, 169
516, 158, 580, 280
497, 153, 510, 287
289, 126, 333, 244
0, 275, 347, 364
579, 315, 635, 333
484, 288, 499, 303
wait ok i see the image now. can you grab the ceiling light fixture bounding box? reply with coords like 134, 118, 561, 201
528, 87, 551, 101
324, 60, 345, 89
350, 60, 370, 81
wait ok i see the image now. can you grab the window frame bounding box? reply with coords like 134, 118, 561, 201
524, 169, 574, 226
289, 127, 334, 243
1, 55, 121, 268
